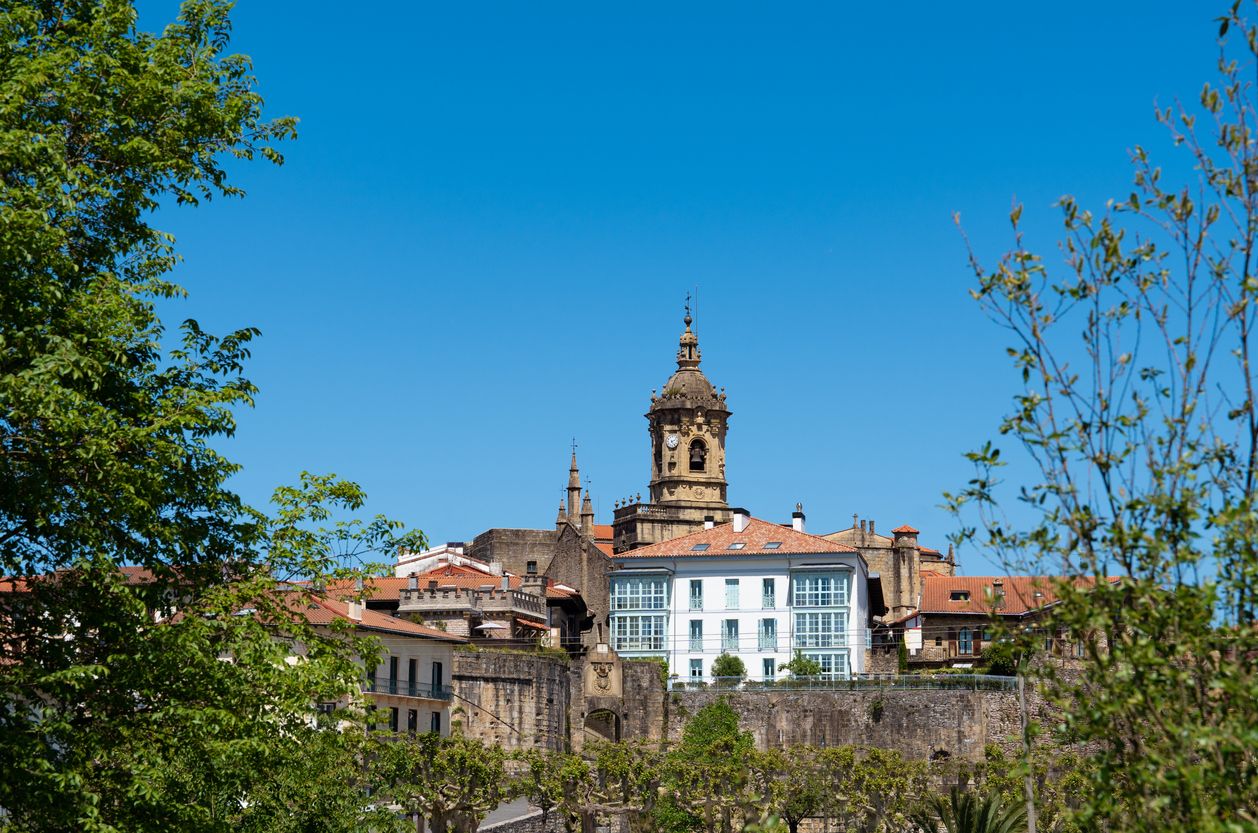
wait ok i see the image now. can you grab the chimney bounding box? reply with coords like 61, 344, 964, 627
791, 502, 805, 533
869, 520, 875, 536
428, 579, 438, 591
347, 600, 363, 622
860, 520, 867, 533
407, 575, 418, 591
732, 508, 750, 533
500, 574, 510, 591
704, 515, 715, 530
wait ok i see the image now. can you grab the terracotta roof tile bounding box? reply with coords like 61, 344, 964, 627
615, 517, 859, 559
891, 524, 920, 534
324, 577, 411, 602
301, 596, 465, 642
919, 574, 1117, 616
593, 524, 614, 541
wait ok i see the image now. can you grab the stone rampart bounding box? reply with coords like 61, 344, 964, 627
452, 649, 571, 751
665, 685, 1050, 762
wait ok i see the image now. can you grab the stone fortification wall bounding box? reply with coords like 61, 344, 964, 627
665, 686, 1048, 762
478, 809, 564, 833
452, 650, 571, 751
620, 660, 669, 742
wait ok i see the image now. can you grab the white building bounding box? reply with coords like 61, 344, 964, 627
608, 509, 874, 681
300, 595, 464, 736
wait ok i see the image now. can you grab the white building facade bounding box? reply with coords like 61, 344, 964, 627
609, 511, 872, 681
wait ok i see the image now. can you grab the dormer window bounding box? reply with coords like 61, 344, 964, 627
950, 591, 971, 602
689, 439, 707, 472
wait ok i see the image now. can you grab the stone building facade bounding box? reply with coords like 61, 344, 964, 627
823, 518, 955, 619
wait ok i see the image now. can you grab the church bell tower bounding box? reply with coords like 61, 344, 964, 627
612, 305, 732, 552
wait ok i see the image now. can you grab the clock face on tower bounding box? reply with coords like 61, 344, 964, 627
665, 433, 679, 449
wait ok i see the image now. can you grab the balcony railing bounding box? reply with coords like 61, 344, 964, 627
689, 636, 703, 652
666, 673, 1019, 692
721, 634, 739, 651
762, 595, 775, 610
365, 679, 454, 700
757, 635, 777, 651
689, 597, 703, 611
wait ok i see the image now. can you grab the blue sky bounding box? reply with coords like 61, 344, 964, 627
139, 1, 1219, 572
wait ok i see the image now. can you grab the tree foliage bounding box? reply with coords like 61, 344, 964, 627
0, 3, 421, 831
909, 787, 1027, 833
711, 651, 747, 682
373, 732, 508, 833
947, 2, 1258, 829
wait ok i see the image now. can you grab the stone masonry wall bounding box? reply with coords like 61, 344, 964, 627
664, 686, 1052, 762
452, 650, 571, 751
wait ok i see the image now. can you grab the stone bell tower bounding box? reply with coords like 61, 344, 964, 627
612, 305, 732, 552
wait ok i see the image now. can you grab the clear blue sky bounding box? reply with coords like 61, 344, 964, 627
138, 1, 1218, 573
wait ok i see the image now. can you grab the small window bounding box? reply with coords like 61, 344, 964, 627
727, 542, 745, 550
526, 561, 537, 575
430, 711, 441, 734
691, 543, 710, 551
762, 541, 782, 549
949, 591, 971, 602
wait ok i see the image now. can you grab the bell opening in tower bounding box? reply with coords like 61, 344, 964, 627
689, 439, 707, 472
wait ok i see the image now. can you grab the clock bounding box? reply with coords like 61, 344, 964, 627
665, 433, 680, 449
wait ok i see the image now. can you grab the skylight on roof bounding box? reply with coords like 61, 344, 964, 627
762, 542, 782, 549
950, 591, 970, 601
690, 543, 710, 551
727, 543, 745, 550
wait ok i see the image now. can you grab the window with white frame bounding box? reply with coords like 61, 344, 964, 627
804, 651, 849, 678
794, 611, 847, 648
689, 579, 703, 610
791, 572, 849, 607
762, 658, 775, 680
689, 619, 703, 652
725, 579, 740, 609
611, 614, 666, 652
762, 578, 776, 609
689, 658, 702, 678
611, 576, 668, 611
758, 618, 777, 650
722, 619, 739, 651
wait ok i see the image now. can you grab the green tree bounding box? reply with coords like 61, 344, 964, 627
820, 746, 927, 833
778, 650, 822, 687
0, 3, 418, 831
513, 748, 593, 833
750, 747, 826, 833
373, 732, 508, 833
712, 652, 747, 685
664, 700, 756, 833
909, 787, 1027, 833
947, 3, 1258, 829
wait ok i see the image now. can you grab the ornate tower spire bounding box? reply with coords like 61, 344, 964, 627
580, 488, 594, 535
567, 442, 581, 522
676, 296, 701, 369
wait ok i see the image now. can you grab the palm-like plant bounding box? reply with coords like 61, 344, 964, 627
910, 787, 1028, 833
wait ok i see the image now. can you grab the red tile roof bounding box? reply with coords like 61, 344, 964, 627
615, 517, 859, 559
594, 542, 614, 557
593, 524, 614, 541
301, 596, 464, 642
919, 574, 1116, 616
891, 524, 920, 534
324, 577, 412, 602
